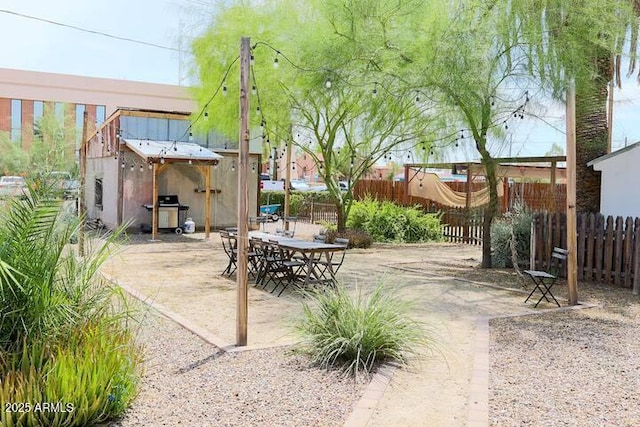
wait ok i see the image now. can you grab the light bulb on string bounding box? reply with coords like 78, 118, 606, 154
160, 157, 165, 164
222, 84, 227, 96
204, 111, 209, 121
372, 82, 378, 97
148, 162, 153, 170
250, 54, 255, 65
121, 161, 125, 169
231, 161, 236, 172
273, 53, 279, 68
251, 163, 256, 173
325, 79, 332, 89
130, 163, 134, 172
256, 105, 261, 113
139, 164, 143, 172
189, 132, 193, 141
252, 85, 257, 95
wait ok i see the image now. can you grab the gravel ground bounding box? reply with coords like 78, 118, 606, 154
490, 282, 640, 427
109, 314, 367, 427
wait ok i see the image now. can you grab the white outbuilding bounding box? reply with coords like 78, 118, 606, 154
587, 141, 640, 218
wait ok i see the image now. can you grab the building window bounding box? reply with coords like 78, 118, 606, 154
10, 99, 22, 142
54, 102, 65, 121
95, 177, 103, 210
33, 101, 44, 121
75, 104, 85, 145
96, 105, 106, 124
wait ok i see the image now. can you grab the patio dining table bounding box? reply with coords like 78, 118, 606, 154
248, 231, 345, 287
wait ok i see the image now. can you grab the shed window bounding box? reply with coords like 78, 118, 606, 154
95, 178, 103, 210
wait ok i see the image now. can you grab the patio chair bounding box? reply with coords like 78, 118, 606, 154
523, 247, 567, 307
311, 237, 349, 286
275, 216, 298, 238
220, 230, 238, 276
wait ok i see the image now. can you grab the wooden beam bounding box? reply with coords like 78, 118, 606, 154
550, 160, 557, 212
205, 165, 211, 238
152, 162, 159, 241
284, 134, 292, 230
78, 111, 89, 257
118, 109, 191, 120
566, 81, 578, 305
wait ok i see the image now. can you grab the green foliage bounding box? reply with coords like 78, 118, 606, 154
491, 202, 532, 268
326, 229, 373, 249
0, 185, 141, 425
346, 198, 442, 243
0, 132, 30, 175
0, 322, 140, 426
294, 281, 429, 377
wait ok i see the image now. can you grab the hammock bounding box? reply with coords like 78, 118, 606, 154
407, 171, 503, 208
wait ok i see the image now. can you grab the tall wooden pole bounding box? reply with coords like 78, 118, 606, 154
284, 135, 292, 230
78, 111, 89, 257
566, 81, 579, 305
236, 37, 250, 346
152, 163, 158, 241
205, 165, 211, 239
607, 79, 614, 154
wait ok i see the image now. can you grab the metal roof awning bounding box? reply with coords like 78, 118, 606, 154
123, 139, 223, 163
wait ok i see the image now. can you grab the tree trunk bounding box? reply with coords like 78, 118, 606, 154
574, 48, 611, 214
336, 200, 346, 232
481, 157, 499, 268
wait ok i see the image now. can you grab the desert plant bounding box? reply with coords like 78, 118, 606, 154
0, 322, 140, 426
491, 201, 532, 268
294, 282, 431, 378
0, 184, 141, 425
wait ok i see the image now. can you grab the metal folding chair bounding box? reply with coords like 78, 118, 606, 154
311, 238, 349, 286
523, 247, 567, 307
220, 230, 237, 276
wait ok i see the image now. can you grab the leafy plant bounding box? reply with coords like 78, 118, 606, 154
294, 281, 432, 378
346, 198, 443, 243
0, 322, 141, 426
0, 184, 142, 426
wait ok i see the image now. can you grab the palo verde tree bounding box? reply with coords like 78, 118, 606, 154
191, 0, 436, 231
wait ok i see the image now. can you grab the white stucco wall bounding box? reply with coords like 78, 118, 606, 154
591, 144, 640, 218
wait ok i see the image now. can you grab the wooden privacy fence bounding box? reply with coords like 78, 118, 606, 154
532, 212, 640, 290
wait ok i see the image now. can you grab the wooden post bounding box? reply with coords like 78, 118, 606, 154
284, 135, 292, 230
464, 164, 472, 242
403, 164, 409, 205
550, 160, 557, 212
633, 219, 640, 295
78, 111, 88, 257
236, 36, 250, 346
152, 162, 158, 241
205, 165, 211, 239
566, 81, 579, 305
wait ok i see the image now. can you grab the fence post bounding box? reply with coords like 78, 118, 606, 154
310, 200, 315, 224
634, 218, 640, 295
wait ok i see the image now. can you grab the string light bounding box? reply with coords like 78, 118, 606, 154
372, 82, 378, 97
231, 161, 236, 172
252, 85, 257, 95
325, 79, 332, 89
139, 164, 144, 172
204, 111, 209, 121
273, 52, 279, 68
160, 157, 165, 164
222, 83, 227, 96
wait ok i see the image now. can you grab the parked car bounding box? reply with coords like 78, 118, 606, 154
47, 171, 80, 199
0, 176, 27, 199
290, 179, 311, 191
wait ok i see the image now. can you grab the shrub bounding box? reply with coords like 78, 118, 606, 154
491, 202, 532, 268
0, 185, 142, 425
346, 198, 442, 243
326, 229, 373, 249
0, 322, 141, 426
294, 282, 432, 378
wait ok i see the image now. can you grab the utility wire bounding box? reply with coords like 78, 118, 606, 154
0, 8, 186, 53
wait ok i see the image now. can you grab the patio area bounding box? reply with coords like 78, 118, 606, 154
101, 222, 640, 426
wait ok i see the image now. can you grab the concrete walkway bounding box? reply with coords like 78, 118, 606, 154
102, 228, 543, 426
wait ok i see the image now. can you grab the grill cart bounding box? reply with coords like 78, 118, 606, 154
143, 194, 190, 234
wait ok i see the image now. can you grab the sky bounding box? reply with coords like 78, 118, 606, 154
1, 0, 640, 161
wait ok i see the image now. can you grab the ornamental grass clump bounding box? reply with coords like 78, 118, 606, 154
0, 185, 142, 426
295, 282, 433, 378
